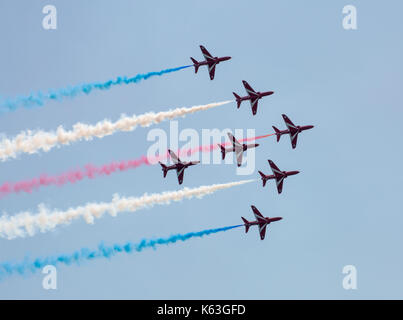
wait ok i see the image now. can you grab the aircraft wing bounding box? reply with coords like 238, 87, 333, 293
242, 80, 258, 96
168, 149, 181, 164
289, 131, 298, 149
227, 132, 242, 148
258, 223, 268, 240
250, 98, 259, 115
282, 114, 297, 131
208, 62, 217, 80
235, 149, 243, 167
176, 166, 185, 185
282, 115, 299, 148
268, 160, 283, 177
251, 206, 266, 223
200, 45, 214, 61
275, 176, 284, 194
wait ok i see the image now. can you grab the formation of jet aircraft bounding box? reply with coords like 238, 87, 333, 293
157, 45, 314, 241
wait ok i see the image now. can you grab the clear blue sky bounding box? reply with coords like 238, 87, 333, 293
0, 0, 402, 299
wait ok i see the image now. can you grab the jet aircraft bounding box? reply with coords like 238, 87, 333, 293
241, 205, 282, 240
218, 132, 259, 167
272, 114, 314, 149
190, 45, 231, 80
258, 160, 299, 194
159, 150, 200, 185
233, 80, 274, 115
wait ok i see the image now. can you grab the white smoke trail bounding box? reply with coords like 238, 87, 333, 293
0, 179, 254, 240
0, 100, 233, 161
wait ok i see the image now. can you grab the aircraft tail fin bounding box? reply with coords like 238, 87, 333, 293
272, 126, 281, 142
190, 57, 199, 73
241, 217, 250, 233
258, 171, 267, 187
159, 162, 168, 178
218, 144, 226, 160
232, 92, 242, 108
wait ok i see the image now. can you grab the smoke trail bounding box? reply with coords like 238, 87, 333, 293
0, 224, 242, 280
0, 156, 150, 198
0, 179, 254, 239
0, 66, 191, 113
0, 134, 274, 198
0, 100, 233, 162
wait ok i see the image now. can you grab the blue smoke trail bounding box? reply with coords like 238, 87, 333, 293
0, 224, 241, 280
0, 65, 191, 113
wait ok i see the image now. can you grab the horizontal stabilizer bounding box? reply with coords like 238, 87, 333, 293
159, 162, 168, 178
232, 92, 242, 109
272, 126, 281, 142
258, 171, 267, 187
218, 144, 226, 160
190, 57, 199, 73
241, 217, 249, 233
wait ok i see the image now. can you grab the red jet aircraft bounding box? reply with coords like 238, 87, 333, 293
258, 160, 299, 194
241, 206, 282, 240
273, 114, 314, 149
233, 80, 274, 115
190, 45, 231, 80
218, 132, 259, 167
159, 150, 200, 185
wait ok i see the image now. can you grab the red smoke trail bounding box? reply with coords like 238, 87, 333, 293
0, 133, 275, 198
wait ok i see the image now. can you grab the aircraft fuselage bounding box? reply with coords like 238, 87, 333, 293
261, 170, 299, 181
238, 90, 274, 102
245, 216, 283, 227
164, 162, 196, 172
223, 143, 258, 154
283, 170, 300, 177
277, 125, 314, 136
197, 56, 231, 66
